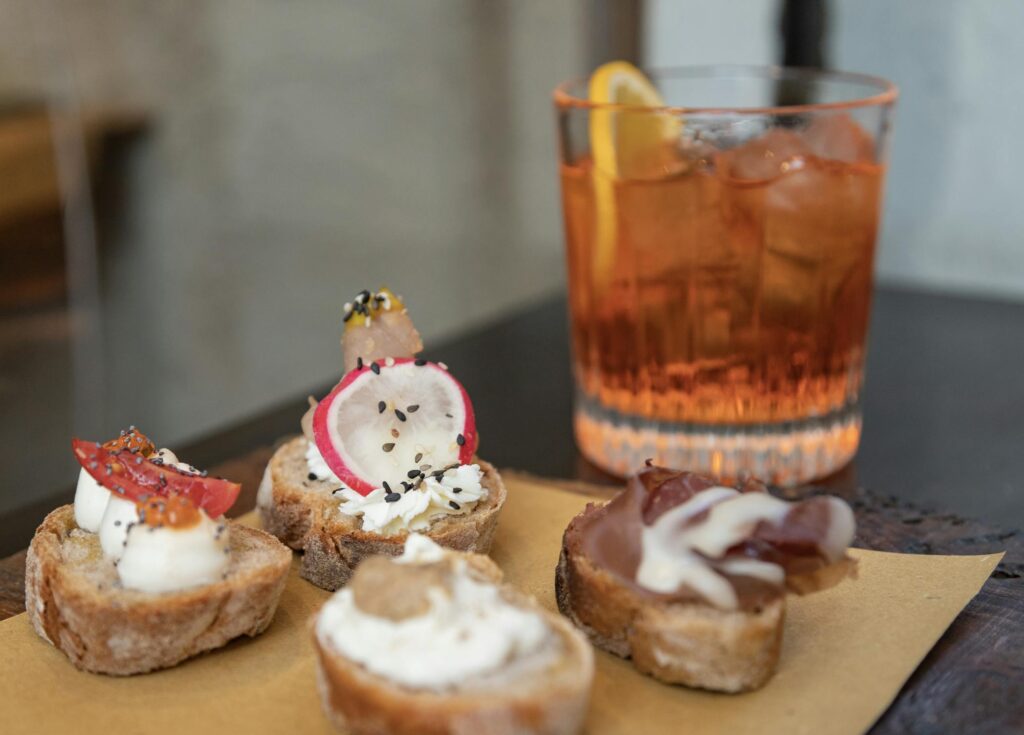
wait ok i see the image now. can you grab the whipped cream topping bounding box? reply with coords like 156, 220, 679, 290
316, 535, 550, 690
99, 495, 141, 559
306, 440, 342, 484
75, 448, 188, 535
116, 510, 230, 593
86, 448, 201, 562
395, 532, 447, 564
74, 470, 111, 533
334, 463, 487, 535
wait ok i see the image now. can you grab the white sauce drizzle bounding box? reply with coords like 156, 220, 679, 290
637, 488, 795, 609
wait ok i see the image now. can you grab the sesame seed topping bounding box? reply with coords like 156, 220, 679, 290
385, 493, 401, 503
449, 500, 461, 510
438, 362, 448, 371
391, 428, 400, 438
407, 469, 420, 479
378, 401, 386, 414
308, 472, 317, 481
371, 362, 381, 375
453, 487, 463, 494
382, 442, 395, 452
414, 358, 427, 366
419, 464, 431, 471
385, 357, 395, 367
414, 452, 423, 463
356, 357, 364, 370
114, 520, 122, 526
407, 404, 419, 413
395, 409, 407, 422
456, 434, 466, 446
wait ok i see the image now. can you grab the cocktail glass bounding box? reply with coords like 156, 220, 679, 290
554, 65, 897, 485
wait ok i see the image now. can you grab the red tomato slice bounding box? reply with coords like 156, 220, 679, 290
71, 438, 240, 518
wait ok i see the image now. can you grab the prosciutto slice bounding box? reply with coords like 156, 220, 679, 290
572, 463, 856, 609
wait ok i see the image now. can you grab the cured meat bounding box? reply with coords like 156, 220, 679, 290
571, 464, 856, 609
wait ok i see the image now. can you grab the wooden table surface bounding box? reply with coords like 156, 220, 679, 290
1, 287, 1022, 733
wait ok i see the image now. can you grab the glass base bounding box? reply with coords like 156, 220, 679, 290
574, 391, 861, 487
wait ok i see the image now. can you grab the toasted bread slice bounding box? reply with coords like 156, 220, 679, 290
313, 551, 593, 735
258, 436, 507, 591
25, 504, 291, 676
555, 506, 784, 693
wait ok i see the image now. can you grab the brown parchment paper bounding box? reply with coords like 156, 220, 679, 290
0, 475, 1002, 735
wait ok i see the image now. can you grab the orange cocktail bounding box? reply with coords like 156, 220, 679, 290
555, 65, 897, 485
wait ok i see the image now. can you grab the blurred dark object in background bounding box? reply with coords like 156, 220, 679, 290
0, 99, 145, 312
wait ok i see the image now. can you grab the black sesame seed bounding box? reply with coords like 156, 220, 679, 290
456, 434, 466, 446
453, 487, 463, 494
378, 401, 386, 414
407, 469, 420, 479
395, 409, 406, 422
385, 492, 401, 503
445, 413, 453, 418
357, 356, 364, 370
114, 520, 122, 526
414, 452, 423, 463
407, 404, 419, 413
371, 362, 381, 375
401, 481, 412, 491
382, 442, 395, 452
382, 481, 392, 492
414, 358, 427, 366
449, 500, 461, 510
308, 472, 317, 481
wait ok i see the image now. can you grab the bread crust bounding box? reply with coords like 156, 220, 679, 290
25, 505, 291, 676
259, 437, 507, 591
313, 577, 593, 735
555, 505, 784, 693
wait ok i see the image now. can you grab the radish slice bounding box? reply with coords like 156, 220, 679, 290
313, 358, 477, 496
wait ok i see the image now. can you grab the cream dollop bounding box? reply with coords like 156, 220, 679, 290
98, 495, 140, 559
73, 470, 110, 533
315, 535, 550, 690
116, 510, 230, 593
90, 449, 199, 560
334, 464, 487, 535
306, 440, 341, 484
74, 448, 186, 535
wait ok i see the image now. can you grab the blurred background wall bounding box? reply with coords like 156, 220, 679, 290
0, 0, 587, 513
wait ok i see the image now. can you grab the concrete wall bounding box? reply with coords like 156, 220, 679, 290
0, 0, 585, 450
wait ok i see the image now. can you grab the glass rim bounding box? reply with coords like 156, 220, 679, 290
553, 64, 898, 115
